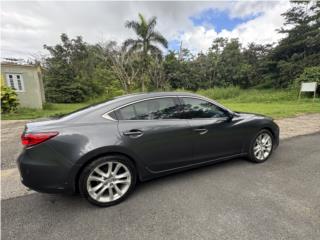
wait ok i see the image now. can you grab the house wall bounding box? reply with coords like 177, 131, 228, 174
1, 64, 45, 109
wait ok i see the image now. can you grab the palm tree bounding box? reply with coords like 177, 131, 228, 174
123, 14, 168, 91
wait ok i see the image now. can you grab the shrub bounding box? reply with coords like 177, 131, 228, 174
1, 85, 19, 113
197, 86, 241, 100
196, 87, 298, 102
294, 67, 320, 91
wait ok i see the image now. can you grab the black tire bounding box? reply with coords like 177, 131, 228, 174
248, 129, 274, 163
79, 155, 137, 207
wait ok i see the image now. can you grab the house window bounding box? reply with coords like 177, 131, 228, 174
5, 74, 25, 92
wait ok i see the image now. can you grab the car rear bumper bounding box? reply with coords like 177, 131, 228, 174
16, 150, 75, 194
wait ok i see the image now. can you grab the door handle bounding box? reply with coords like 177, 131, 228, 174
193, 128, 208, 135
123, 130, 143, 138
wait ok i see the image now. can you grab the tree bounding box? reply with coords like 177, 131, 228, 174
294, 66, 320, 90
217, 39, 243, 87
103, 42, 140, 93
123, 14, 168, 91
148, 57, 167, 90
40, 3, 320, 100
268, 1, 320, 87
242, 43, 272, 87
44, 34, 109, 103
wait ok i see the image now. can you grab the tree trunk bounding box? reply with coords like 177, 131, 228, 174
142, 43, 148, 92
141, 76, 145, 92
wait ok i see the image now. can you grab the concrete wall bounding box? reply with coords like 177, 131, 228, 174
1, 64, 45, 109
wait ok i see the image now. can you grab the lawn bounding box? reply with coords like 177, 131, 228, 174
2, 88, 320, 120
221, 101, 320, 119
2, 103, 88, 120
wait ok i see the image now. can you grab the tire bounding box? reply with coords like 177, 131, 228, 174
79, 155, 137, 207
248, 129, 274, 163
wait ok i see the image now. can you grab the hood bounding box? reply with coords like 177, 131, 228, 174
235, 111, 273, 120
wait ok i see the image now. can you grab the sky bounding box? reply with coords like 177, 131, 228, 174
1, 1, 292, 60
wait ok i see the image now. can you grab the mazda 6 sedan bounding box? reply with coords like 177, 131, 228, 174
17, 92, 279, 207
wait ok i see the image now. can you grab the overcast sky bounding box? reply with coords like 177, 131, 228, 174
1, 1, 292, 59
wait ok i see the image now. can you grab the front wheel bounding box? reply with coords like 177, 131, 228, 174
248, 130, 274, 163
79, 155, 137, 207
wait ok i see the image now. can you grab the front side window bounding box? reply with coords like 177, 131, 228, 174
5, 73, 25, 92
117, 98, 180, 120
180, 97, 227, 119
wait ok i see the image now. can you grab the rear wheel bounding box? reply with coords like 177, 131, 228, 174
79, 155, 136, 207
248, 130, 273, 163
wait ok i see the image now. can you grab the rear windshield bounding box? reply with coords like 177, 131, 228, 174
54, 94, 140, 120
52, 98, 118, 120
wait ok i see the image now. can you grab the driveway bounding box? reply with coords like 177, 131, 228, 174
2, 133, 320, 240
1, 120, 28, 169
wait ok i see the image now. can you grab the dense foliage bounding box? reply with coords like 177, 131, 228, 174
43, 34, 119, 103
43, 1, 320, 103
294, 66, 320, 88
266, 1, 320, 88
1, 84, 19, 114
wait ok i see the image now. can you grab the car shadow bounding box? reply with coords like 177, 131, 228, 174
32, 157, 247, 207
134, 157, 249, 194
32, 154, 280, 210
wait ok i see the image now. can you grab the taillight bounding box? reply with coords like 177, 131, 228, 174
21, 132, 59, 147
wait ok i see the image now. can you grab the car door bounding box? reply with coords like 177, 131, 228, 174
115, 97, 194, 172
179, 97, 243, 162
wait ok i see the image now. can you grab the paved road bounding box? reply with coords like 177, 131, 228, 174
1, 120, 27, 169
2, 133, 320, 240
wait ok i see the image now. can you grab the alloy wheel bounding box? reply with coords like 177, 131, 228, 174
253, 133, 273, 161
86, 161, 132, 203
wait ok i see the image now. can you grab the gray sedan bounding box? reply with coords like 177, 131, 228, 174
17, 92, 279, 207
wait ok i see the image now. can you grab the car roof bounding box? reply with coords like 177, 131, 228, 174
59, 91, 231, 123
114, 91, 199, 99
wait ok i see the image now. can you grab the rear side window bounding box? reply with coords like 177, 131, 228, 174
180, 97, 227, 119
117, 98, 180, 120
117, 105, 136, 120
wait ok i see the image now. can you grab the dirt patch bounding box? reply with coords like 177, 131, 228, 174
275, 113, 320, 139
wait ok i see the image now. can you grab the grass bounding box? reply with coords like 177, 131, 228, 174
2, 103, 88, 120
220, 101, 320, 119
2, 88, 320, 120
197, 86, 299, 102
197, 87, 320, 118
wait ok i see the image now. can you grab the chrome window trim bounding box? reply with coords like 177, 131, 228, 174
102, 112, 117, 121
101, 95, 233, 121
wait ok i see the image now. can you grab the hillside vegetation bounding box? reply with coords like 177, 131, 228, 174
3, 88, 319, 120
2, 1, 320, 120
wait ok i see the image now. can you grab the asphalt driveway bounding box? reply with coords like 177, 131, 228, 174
2, 133, 320, 240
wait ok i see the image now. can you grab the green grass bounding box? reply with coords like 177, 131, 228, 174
197, 86, 299, 102
2, 88, 320, 120
220, 101, 320, 119
2, 103, 88, 120
195, 87, 320, 118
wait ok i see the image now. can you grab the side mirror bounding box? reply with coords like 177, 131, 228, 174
226, 112, 234, 121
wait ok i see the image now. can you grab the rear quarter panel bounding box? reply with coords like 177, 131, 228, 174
35, 121, 143, 189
